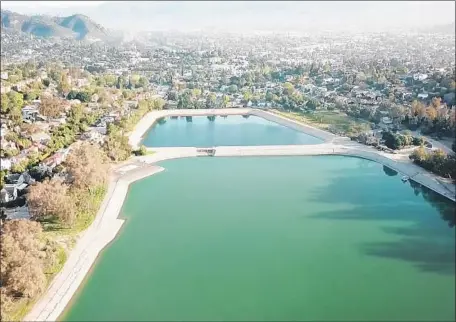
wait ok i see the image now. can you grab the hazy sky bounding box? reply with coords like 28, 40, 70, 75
2, 1, 455, 33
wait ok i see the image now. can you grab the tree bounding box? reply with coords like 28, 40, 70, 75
228, 85, 238, 93
411, 136, 424, 146
27, 178, 76, 224
138, 76, 149, 88
11, 159, 29, 173
65, 143, 109, 190
410, 146, 428, 162
306, 99, 319, 111
191, 88, 202, 98
222, 95, 230, 108
283, 82, 295, 96
67, 90, 79, 100
134, 145, 148, 156
206, 93, 216, 109
152, 98, 165, 110
42, 78, 50, 87
1, 220, 47, 303
243, 90, 252, 102
1, 93, 10, 113
7, 90, 24, 111
431, 97, 441, 109
0, 170, 6, 189
426, 106, 437, 121
57, 73, 71, 96
104, 132, 131, 161
382, 131, 403, 150
75, 91, 90, 103
39, 96, 64, 118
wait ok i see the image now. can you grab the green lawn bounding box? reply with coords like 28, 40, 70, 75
273, 109, 372, 136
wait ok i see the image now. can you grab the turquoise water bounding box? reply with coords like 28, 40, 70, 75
141, 115, 323, 147
63, 156, 455, 321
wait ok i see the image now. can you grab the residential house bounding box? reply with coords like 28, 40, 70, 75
69, 99, 82, 106
381, 117, 393, 128
124, 100, 139, 109
2, 139, 17, 152
0, 127, 8, 138
0, 159, 12, 171
0, 86, 11, 94
87, 102, 100, 110
22, 106, 40, 121
82, 129, 105, 144
30, 132, 51, 144
417, 93, 429, 100
413, 73, 428, 81
42, 148, 70, 169
76, 78, 89, 88
1, 172, 34, 203
165, 100, 178, 109
91, 126, 107, 135
31, 99, 41, 106
3, 205, 31, 220
0, 187, 17, 203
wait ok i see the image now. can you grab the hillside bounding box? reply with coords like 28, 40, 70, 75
0, 10, 108, 40
56, 14, 107, 40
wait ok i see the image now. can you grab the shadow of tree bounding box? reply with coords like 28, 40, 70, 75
383, 165, 398, 176
361, 238, 455, 275
307, 163, 455, 276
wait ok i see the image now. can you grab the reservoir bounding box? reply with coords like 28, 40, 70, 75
141, 115, 323, 147
62, 156, 455, 321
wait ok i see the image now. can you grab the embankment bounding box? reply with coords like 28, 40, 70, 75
24, 165, 165, 322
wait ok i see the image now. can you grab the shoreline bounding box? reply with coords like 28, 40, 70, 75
23, 164, 165, 321
25, 109, 455, 322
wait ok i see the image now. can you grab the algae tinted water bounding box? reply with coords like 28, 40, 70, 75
63, 156, 455, 321
141, 115, 322, 147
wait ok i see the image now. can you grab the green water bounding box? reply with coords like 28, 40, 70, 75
141, 115, 323, 147
63, 156, 455, 321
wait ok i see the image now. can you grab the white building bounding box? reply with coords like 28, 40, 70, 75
0, 158, 12, 171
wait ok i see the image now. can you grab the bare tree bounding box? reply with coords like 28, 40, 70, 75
65, 142, 109, 190
27, 178, 76, 225
1, 220, 46, 301
39, 96, 65, 118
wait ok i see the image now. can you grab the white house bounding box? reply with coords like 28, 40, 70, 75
413, 73, 428, 81
30, 132, 51, 144
381, 117, 393, 125
0, 158, 12, 171
22, 106, 40, 121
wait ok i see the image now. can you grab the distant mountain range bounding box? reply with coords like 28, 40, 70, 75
424, 22, 456, 35
0, 10, 109, 41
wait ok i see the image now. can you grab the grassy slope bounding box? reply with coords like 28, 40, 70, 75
272, 109, 372, 135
